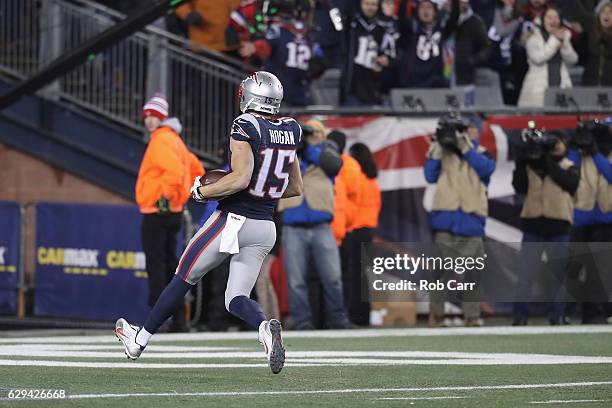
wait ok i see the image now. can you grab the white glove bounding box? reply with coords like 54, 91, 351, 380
458, 133, 474, 154
190, 176, 206, 202
427, 141, 443, 160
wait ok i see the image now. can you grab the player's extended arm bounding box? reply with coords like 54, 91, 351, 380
282, 155, 303, 198
198, 138, 254, 198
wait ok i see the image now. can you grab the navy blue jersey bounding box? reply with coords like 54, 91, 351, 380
218, 113, 301, 221
263, 21, 312, 106
340, 14, 392, 104
396, 0, 459, 89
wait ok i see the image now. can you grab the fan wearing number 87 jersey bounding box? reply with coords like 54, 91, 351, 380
217, 112, 302, 219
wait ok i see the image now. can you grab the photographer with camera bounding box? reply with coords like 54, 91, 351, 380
567, 118, 612, 324
512, 125, 580, 325
278, 119, 353, 330
424, 114, 496, 327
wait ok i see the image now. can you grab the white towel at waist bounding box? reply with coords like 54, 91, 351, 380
219, 212, 246, 254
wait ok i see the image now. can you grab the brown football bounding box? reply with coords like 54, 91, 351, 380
203, 169, 228, 185
202, 169, 229, 201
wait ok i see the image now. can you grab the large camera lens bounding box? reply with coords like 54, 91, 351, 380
435, 126, 458, 148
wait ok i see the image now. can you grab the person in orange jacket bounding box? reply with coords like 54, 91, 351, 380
136, 93, 204, 332
327, 130, 362, 243
176, 0, 241, 54
350, 143, 382, 231
346, 142, 382, 326
331, 175, 348, 246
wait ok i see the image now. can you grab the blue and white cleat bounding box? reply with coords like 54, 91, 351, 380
115, 318, 145, 360
259, 319, 285, 374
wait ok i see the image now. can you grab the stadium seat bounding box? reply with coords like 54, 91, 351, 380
311, 68, 341, 106
390, 88, 478, 111
474, 86, 504, 109
391, 87, 504, 112
474, 68, 502, 90
544, 87, 612, 111
474, 68, 505, 109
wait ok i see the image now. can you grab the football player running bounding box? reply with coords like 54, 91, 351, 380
115, 71, 303, 374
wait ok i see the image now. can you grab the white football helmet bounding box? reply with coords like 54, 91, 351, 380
238, 71, 283, 115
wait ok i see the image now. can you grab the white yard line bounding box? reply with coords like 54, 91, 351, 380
287, 357, 612, 365
378, 396, 467, 401
530, 400, 605, 404
0, 359, 271, 369
1, 347, 612, 366
57, 381, 612, 400
1, 325, 611, 344
0, 344, 244, 352
2, 357, 612, 367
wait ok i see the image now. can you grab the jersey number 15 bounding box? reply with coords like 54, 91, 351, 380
250, 148, 296, 199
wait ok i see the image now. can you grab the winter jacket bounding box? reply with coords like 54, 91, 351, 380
136, 118, 204, 214
581, 28, 612, 86
454, 9, 492, 86
176, 0, 241, 53
352, 171, 381, 230
518, 26, 578, 107
337, 153, 362, 231
424, 140, 495, 237
566, 0, 599, 27
568, 149, 612, 226
280, 143, 336, 225
513, 156, 580, 236
331, 175, 348, 245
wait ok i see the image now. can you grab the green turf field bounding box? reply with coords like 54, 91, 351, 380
1, 326, 612, 407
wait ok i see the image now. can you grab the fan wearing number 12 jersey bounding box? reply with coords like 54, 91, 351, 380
239, 1, 314, 107
114, 72, 303, 376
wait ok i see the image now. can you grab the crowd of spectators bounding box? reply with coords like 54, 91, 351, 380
148, 0, 612, 108
93, 0, 612, 327
160, 0, 611, 327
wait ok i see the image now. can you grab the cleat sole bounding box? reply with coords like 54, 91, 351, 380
268, 319, 285, 374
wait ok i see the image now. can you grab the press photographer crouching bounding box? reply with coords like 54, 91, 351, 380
278, 119, 353, 330
567, 118, 612, 324
424, 114, 496, 327
512, 124, 580, 326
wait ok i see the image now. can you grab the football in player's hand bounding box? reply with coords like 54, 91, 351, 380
202, 169, 229, 201
204, 169, 228, 185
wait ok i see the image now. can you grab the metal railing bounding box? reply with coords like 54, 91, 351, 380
0, 0, 244, 157
0, 0, 41, 77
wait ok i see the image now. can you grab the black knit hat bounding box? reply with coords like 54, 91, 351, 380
327, 130, 347, 153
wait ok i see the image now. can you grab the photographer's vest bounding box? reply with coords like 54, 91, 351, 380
574, 154, 612, 213
521, 158, 574, 223
278, 165, 335, 214
431, 151, 488, 217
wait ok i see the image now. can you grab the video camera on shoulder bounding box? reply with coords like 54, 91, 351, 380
520, 121, 557, 161
433, 113, 468, 149
572, 119, 610, 151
